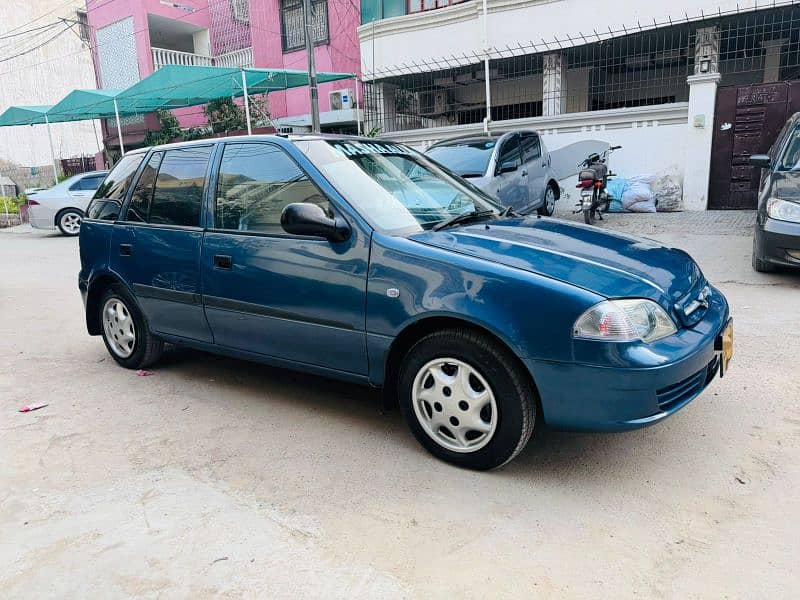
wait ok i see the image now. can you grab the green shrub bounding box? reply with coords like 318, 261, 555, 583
204, 97, 246, 134
144, 110, 182, 146
0, 197, 22, 214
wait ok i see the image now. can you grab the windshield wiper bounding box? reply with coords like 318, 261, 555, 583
433, 209, 496, 231
499, 206, 517, 218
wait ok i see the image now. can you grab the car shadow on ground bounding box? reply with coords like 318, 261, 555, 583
153, 345, 672, 478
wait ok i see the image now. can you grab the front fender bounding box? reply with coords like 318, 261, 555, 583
366, 232, 602, 378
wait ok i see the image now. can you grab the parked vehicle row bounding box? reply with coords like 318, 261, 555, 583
27, 171, 108, 235
79, 134, 732, 469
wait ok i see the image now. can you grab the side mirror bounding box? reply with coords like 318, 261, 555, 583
749, 154, 771, 169
280, 203, 350, 242
497, 161, 519, 175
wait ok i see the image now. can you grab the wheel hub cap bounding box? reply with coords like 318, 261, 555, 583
102, 298, 136, 358
412, 358, 498, 453
546, 188, 555, 212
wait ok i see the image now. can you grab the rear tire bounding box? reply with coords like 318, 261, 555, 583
398, 329, 535, 470
583, 208, 595, 225
56, 209, 83, 236
99, 285, 163, 369
538, 184, 557, 217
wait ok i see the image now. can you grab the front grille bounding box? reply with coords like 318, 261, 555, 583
656, 357, 719, 411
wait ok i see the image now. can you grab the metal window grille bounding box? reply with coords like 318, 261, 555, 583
231, 0, 250, 23
707, 5, 800, 86
363, 4, 800, 135
281, 0, 329, 53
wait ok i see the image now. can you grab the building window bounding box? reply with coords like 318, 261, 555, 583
75, 10, 90, 42
231, 0, 250, 23
408, 0, 464, 13
280, 0, 329, 53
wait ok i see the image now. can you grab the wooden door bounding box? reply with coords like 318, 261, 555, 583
708, 82, 796, 209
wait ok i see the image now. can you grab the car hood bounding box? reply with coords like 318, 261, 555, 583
773, 171, 800, 202
460, 174, 491, 189
410, 217, 704, 308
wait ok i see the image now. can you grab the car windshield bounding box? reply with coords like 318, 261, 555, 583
778, 124, 800, 172
425, 140, 497, 177
295, 139, 499, 233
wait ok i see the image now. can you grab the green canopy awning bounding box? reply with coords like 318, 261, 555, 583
47, 89, 124, 121
0, 105, 53, 126
115, 65, 356, 113
0, 66, 357, 126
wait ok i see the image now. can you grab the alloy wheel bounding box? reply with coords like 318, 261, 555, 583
545, 186, 556, 214
60, 212, 82, 235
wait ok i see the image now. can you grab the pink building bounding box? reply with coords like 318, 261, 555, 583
86, 0, 361, 150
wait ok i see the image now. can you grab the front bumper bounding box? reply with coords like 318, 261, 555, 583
526, 289, 729, 432
755, 217, 800, 268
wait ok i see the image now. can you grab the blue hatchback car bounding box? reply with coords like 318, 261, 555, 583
79, 135, 733, 470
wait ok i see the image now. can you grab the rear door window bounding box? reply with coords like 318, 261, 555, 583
148, 146, 212, 227
86, 154, 145, 221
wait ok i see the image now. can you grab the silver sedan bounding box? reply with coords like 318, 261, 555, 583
27, 171, 108, 236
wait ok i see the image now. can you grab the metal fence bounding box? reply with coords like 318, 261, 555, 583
362, 3, 800, 134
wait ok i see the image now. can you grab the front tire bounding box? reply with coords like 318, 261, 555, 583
752, 235, 775, 272
398, 329, 535, 470
99, 285, 163, 369
56, 209, 83, 236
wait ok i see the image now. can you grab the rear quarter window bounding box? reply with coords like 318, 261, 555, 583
86, 154, 146, 221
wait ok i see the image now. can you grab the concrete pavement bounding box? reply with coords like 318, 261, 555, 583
1, 214, 798, 598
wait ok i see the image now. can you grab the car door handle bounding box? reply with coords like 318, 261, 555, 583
214, 254, 232, 270
119, 244, 133, 256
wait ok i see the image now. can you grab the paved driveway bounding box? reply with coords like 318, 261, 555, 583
1, 216, 798, 598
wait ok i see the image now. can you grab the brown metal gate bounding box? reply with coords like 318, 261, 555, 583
709, 81, 800, 210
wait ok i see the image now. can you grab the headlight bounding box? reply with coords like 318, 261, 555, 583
573, 299, 677, 343
766, 198, 800, 223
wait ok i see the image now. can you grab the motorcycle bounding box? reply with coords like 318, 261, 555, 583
574, 145, 621, 225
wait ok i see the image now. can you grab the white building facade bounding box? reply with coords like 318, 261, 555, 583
0, 0, 101, 185
358, 0, 800, 210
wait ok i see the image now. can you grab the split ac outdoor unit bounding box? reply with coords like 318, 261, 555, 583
329, 88, 353, 111
420, 90, 451, 116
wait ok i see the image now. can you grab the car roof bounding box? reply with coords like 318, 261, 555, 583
429, 134, 501, 147
428, 129, 541, 149
142, 133, 396, 153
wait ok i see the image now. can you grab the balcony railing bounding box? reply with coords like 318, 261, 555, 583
152, 47, 213, 70
214, 47, 254, 68
151, 46, 254, 71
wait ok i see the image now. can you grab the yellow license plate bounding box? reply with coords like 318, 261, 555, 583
719, 319, 734, 377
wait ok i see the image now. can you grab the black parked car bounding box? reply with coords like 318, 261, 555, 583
750, 111, 800, 272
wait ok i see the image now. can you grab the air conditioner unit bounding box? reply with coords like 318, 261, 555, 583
420, 90, 451, 116
329, 88, 353, 111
